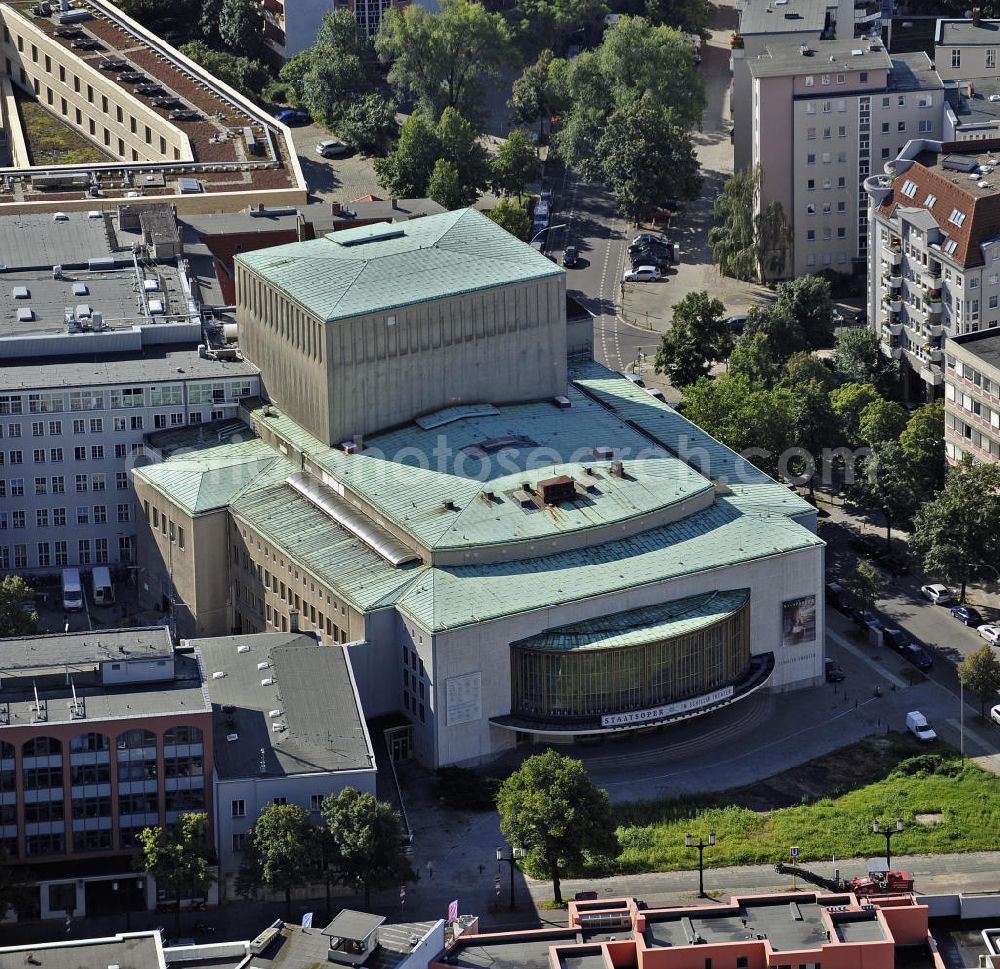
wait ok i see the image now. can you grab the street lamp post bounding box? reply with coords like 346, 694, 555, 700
685, 831, 715, 898
872, 819, 904, 868
496, 846, 524, 911
529, 223, 568, 248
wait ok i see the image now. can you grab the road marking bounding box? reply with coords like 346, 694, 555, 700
827, 627, 908, 689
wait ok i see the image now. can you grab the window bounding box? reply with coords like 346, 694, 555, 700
74, 446, 86, 461
838, 125, 846, 137
945, 240, 958, 255
118, 503, 131, 523
807, 178, 815, 190
77, 507, 89, 525
113, 417, 126, 432
233, 833, 246, 852
898, 121, 906, 132
901, 179, 918, 198
36, 509, 49, 528
33, 449, 44, 464
823, 127, 831, 139
952, 49, 961, 68
231, 799, 246, 817
55, 541, 67, 566
116, 471, 129, 490
837, 201, 846, 212
34, 477, 46, 495
93, 505, 107, 525
836, 72, 845, 84
110, 387, 144, 409
925, 193, 937, 208
897, 95, 905, 107
949, 209, 967, 227
807, 153, 816, 165
51, 475, 64, 493
989, 49, 996, 68
48, 420, 61, 434
115, 444, 127, 458
919, 119, 933, 132
53, 508, 66, 527
78, 540, 91, 565
860, 71, 868, 82
838, 227, 846, 238
805, 75, 814, 86
807, 230, 816, 240
822, 101, 832, 113
273, 797, 287, 806
881, 122, 890, 133
821, 74, 830, 85
75, 474, 87, 492
90, 445, 103, 460
806, 102, 816, 114
310, 794, 325, 811
807, 127, 816, 140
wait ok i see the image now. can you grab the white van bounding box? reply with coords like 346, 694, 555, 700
61, 568, 84, 611
905, 710, 936, 742
91, 566, 114, 606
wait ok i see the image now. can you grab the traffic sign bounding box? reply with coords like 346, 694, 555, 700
495, 874, 501, 896
790, 846, 800, 859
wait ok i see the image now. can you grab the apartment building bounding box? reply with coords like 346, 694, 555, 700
0, 0, 304, 215
263, 0, 410, 58
193, 630, 375, 894
0, 627, 212, 920
0, 208, 260, 576
944, 327, 1000, 462
865, 138, 1000, 399
748, 41, 942, 277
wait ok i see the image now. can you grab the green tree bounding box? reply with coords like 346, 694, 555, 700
846, 559, 885, 612
858, 397, 909, 446
496, 750, 617, 905
832, 327, 897, 393
910, 458, 1000, 601
376, 0, 514, 121
781, 352, 837, 393
728, 331, 784, 388
486, 198, 531, 239
848, 442, 922, 552
681, 374, 796, 479
374, 113, 442, 197
595, 95, 701, 221
741, 304, 807, 364
774, 275, 834, 350
427, 158, 466, 209
218, 0, 263, 58
654, 291, 731, 387
336, 94, 399, 154
509, 50, 565, 143
900, 400, 945, 493
137, 813, 215, 933
644, 0, 708, 34
709, 165, 791, 282
491, 130, 540, 198
199, 0, 223, 46
959, 644, 1000, 717
830, 382, 881, 447
512, 0, 608, 58
179, 42, 269, 99
302, 54, 371, 128
278, 51, 315, 105
436, 107, 490, 200
788, 379, 837, 495
236, 803, 317, 915
322, 787, 415, 908
0, 575, 39, 637
316, 7, 376, 63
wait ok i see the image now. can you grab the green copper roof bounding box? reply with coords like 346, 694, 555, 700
511, 589, 750, 652
134, 437, 291, 515
234, 208, 564, 324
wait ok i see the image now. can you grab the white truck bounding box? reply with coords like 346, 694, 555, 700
905, 710, 937, 742
61, 568, 84, 611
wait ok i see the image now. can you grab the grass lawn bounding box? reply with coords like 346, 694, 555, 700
17, 94, 111, 167
602, 736, 1000, 875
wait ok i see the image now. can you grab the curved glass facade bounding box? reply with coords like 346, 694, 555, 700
511, 596, 751, 722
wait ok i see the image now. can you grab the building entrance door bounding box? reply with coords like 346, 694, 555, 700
386, 725, 411, 761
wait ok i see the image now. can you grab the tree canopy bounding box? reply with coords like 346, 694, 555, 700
900, 400, 945, 493
497, 750, 617, 905
832, 327, 897, 393
774, 275, 834, 350
376, 0, 515, 121
336, 95, 400, 155
0, 575, 39, 637
848, 441, 924, 552
322, 787, 414, 908
858, 397, 909, 446
486, 198, 532, 240
491, 130, 540, 198
137, 813, 215, 932
830, 382, 881, 447
218, 0, 263, 58
958, 644, 1000, 717
236, 803, 317, 914
654, 291, 731, 387
179, 42, 269, 99
511, 0, 608, 59
509, 50, 566, 143
910, 458, 1000, 601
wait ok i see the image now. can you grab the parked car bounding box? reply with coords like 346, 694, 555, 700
825, 580, 849, 614
824, 658, 845, 682
951, 604, 984, 626
631, 254, 670, 273
562, 246, 578, 267
906, 710, 937, 742
920, 583, 954, 605
978, 623, 1000, 645
882, 627, 910, 652
902, 642, 934, 670
316, 139, 348, 158
623, 373, 645, 386
632, 233, 666, 248
645, 387, 667, 402
852, 608, 882, 631
623, 266, 660, 282
991, 704, 1000, 726
726, 314, 748, 335
273, 108, 310, 125
849, 535, 885, 559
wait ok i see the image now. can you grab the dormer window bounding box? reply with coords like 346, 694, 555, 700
901, 179, 918, 198
949, 209, 967, 227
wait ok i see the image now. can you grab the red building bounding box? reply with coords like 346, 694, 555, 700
0, 627, 212, 920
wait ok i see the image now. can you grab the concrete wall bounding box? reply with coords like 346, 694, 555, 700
424, 542, 825, 767
935, 41, 1000, 81
236, 267, 569, 447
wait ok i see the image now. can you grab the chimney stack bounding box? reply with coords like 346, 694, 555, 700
391, 198, 399, 210
331, 201, 342, 215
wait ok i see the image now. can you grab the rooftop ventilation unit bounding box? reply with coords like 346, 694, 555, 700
268, 709, 282, 718
237, 644, 250, 653
12, 286, 29, 299
538, 475, 577, 505
257, 661, 270, 670
271, 723, 286, 733
227, 733, 238, 742
72, 283, 88, 296
17, 308, 34, 322
53, 211, 69, 222
212, 671, 226, 679
442, 499, 459, 511
52, 265, 62, 280
480, 490, 497, 503
592, 447, 613, 460
261, 677, 274, 686
513, 489, 535, 508
553, 395, 571, 409
610, 460, 626, 478
339, 440, 360, 455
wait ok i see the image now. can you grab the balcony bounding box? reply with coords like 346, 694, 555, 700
922, 262, 942, 282
926, 322, 945, 338
886, 298, 902, 312
920, 366, 944, 386
882, 243, 902, 265
924, 298, 942, 316
925, 346, 944, 362
891, 346, 903, 359
886, 321, 903, 336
